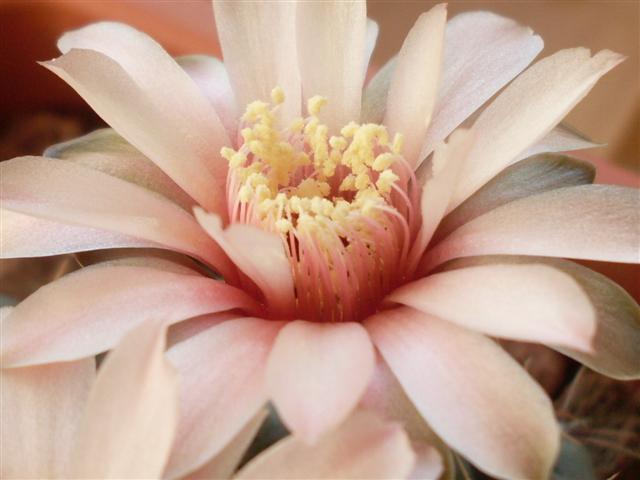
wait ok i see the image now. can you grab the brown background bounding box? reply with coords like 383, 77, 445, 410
1, 0, 638, 169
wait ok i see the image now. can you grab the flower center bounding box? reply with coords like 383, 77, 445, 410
224, 88, 421, 322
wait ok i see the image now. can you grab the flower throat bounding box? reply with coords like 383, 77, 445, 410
224, 88, 421, 322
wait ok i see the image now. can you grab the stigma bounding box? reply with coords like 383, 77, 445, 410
223, 88, 420, 322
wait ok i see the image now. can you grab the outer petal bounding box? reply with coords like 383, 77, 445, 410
361, 57, 396, 123
364, 19, 379, 77
419, 11, 544, 160
449, 48, 624, 210
384, 4, 447, 166
266, 321, 375, 443
164, 318, 282, 478
177, 55, 238, 141
515, 123, 600, 162
423, 185, 640, 271
0, 156, 235, 277
1, 357, 95, 479
391, 263, 595, 351
49, 22, 230, 216
434, 153, 595, 242
445, 256, 640, 380
44, 128, 195, 210
195, 208, 295, 317
213, 1, 300, 123
1, 262, 258, 367
235, 411, 416, 480
297, 0, 367, 131
71, 320, 178, 479
365, 307, 560, 479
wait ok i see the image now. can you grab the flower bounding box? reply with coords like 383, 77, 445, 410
1, 311, 416, 479
1, 1, 639, 479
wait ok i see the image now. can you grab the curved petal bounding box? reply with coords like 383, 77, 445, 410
195, 208, 295, 317
71, 320, 177, 479
1, 358, 95, 479
423, 185, 640, 271
1, 262, 258, 367
515, 123, 600, 162
361, 56, 396, 124
44, 128, 195, 210
365, 307, 560, 479
419, 11, 544, 161
444, 256, 640, 380
390, 263, 595, 351
0, 208, 149, 258
385, 4, 447, 167
266, 321, 375, 443
364, 19, 379, 77
297, 0, 367, 131
164, 317, 282, 479
213, 1, 300, 124
235, 411, 416, 480
0, 156, 235, 277
177, 55, 238, 141
449, 48, 624, 210
434, 154, 595, 242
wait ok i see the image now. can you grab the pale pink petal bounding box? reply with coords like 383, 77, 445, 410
434, 153, 595, 242
266, 321, 375, 443
177, 55, 239, 141
185, 409, 267, 480
365, 307, 560, 479
195, 208, 295, 317
45, 128, 195, 210
213, 1, 300, 124
165, 318, 282, 478
235, 411, 415, 480
167, 311, 238, 348
515, 123, 600, 162
449, 48, 624, 210
0, 156, 235, 277
1, 262, 258, 367
71, 320, 177, 479
1, 358, 95, 479
361, 56, 396, 123
42, 52, 227, 217
385, 4, 447, 167
391, 263, 595, 350
407, 129, 473, 272
0, 208, 149, 258
297, 1, 367, 131
423, 185, 640, 271
448, 256, 640, 380
419, 11, 544, 161
364, 19, 379, 77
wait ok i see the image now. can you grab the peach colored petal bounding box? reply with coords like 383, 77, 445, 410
449, 48, 624, 210
0, 156, 235, 277
1, 357, 95, 479
434, 153, 595, 242
235, 411, 416, 479
164, 318, 282, 478
266, 321, 375, 444
71, 320, 177, 479
1, 262, 258, 367
420, 11, 544, 161
167, 311, 238, 348
448, 256, 640, 380
195, 208, 295, 317
361, 56, 396, 123
0, 208, 149, 258
185, 409, 267, 480
391, 263, 595, 351
297, 0, 367, 132
407, 129, 473, 272
385, 4, 447, 167
177, 55, 238, 141
516, 123, 601, 162
213, 1, 300, 124
365, 307, 560, 479
423, 185, 640, 272
45, 128, 195, 210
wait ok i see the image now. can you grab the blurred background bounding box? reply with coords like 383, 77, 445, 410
1, 0, 638, 168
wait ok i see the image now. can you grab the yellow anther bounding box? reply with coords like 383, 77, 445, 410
307, 95, 327, 116
230, 152, 247, 168
329, 136, 348, 151
355, 172, 371, 190
376, 169, 399, 194
238, 185, 253, 203
271, 87, 285, 105
275, 218, 292, 233
372, 152, 395, 172
289, 117, 305, 133
339, 174, 356, 192
340, 122, 359, 138
392, 133, 404, 154
221, 146, 235, 161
